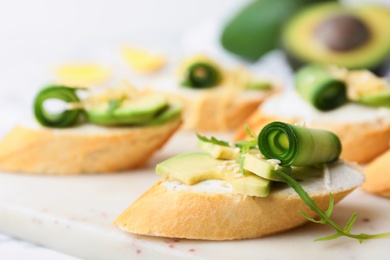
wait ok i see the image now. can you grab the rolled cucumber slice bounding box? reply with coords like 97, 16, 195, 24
295, 64, 347, 111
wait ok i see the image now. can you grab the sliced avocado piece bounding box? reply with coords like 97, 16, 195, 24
232, 173, 271, 197
86, 94, 168, 125
282, 3, 390, 74
198, 141, 239, 160
246, 81, 272, 91
156, 152, 224, 185
358, 90, 390, 108
144, 101, 183, 125
243, 153, 291, 182
156, 152, 271, 197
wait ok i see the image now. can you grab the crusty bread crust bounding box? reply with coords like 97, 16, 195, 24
164, 87, 277, 132
114, 176, 357, 240
362, 148, 390, 197
233, 111, 390, 164
0, 119, 181, 175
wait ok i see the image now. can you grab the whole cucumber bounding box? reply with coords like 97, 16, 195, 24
220, 0, 335, 61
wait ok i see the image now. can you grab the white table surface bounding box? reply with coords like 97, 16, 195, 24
0, 0, 389, 259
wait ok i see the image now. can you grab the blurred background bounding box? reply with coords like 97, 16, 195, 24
0, 0, 246, 135
1, 0, 389, 135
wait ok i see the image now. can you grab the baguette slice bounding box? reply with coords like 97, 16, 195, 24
0, 119, 181, 175
234, 91, 390, 163
148, 73, 280, 131
114, 160, 363, 240
362, 148, 390, 197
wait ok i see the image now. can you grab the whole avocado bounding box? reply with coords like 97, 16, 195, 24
282, 2, 390, 75
220, 0, 336, 61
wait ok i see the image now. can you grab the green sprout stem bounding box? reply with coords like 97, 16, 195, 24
273, 170, 390, 243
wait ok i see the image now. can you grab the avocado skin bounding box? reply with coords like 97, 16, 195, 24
220, 0, 335, 61
282, 3, 390, 76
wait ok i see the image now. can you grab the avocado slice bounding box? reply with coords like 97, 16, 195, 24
198, 141, 239, 160
246, 81, 272, 90
156, 152, 223, 185
358, 90, 390, 108
282, 3, 390, 74
243, 154, 291, 182
86, 94, 168, 125
143, 101, 183, 125
156, 152, 271, 197
231, 173, 271, 197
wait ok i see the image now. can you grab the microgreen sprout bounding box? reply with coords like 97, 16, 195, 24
273, 169, 390, 242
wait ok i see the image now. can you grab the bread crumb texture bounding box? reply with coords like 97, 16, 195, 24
0, 119, 181, 175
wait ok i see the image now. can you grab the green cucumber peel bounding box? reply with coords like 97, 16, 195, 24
295, 65, 347, 111
33, 85, 83, 127
258, 121, 341, 166
273, 169, 390, 242
34, 85, 181, 128
181, 62, 221, 89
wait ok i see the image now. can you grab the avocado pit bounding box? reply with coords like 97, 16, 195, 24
314, 14, 371, 52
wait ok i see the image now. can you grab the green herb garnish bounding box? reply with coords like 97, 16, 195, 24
196, 133, 230, 147
273, 169, 390, 243
196, 125, 257, 174
107, 98, 124, 114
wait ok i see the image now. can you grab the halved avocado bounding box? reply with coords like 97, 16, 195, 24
282, 3, 390, 74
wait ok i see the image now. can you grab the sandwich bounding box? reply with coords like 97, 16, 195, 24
148, 54, 280, 131
0, 82, 182, 175
114, 122, 375, 241
234, 65, 390, 163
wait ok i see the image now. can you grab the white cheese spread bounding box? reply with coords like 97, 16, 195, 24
261, 91, 390, 124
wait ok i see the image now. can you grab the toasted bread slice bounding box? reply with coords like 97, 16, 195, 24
362, 148, 390, 197
165, 87, 276, 131
234, 92, 390, 163
114, 160, 363, 240
0, 119, 181, 175
148, 65, 280, 131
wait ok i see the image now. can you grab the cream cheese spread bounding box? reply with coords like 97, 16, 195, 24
161, 161, 364, 197
261, 91, 390, 124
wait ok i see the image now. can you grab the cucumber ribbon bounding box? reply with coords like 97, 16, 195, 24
295, 65, 347, 111
258, 121, 341, 166
182, 62, 221, 89
34, 85, 181, 128
34, 85, 82, 127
